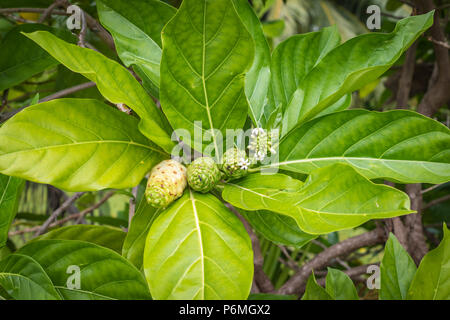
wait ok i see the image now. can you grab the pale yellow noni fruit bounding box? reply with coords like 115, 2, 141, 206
145, 160, 187, 209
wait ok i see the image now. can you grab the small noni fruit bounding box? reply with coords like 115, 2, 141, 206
145, 159, 187, 209
187, 157, 222, 193
220, 147, 249, 180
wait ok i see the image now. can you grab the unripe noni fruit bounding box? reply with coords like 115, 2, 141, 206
248, 128, 276, 162
220, 147, 250, 180
145, 160, 187, 209
187, 157, 221, 193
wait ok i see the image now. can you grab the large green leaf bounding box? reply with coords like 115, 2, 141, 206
231, 0, 271, 125
241, 210, 316, 247
222, 164, 413, 234
159, 0, 255, 155
99, 0, 175, 47
269, 109, 450, 184
267, 26, 351, 131
380, 233, 417, 300
35, 225, 126, 254
0, 174, 24, 247
23, 31, 175, 153
236, 174, 315, 247
17, 239, 151, 300
122, 197, 161, 270
97, 0, 176, 97
0, 24, 76, 91
270, 26, 340, 116
407, 225, 450, 300
282, 12, 434, 132
325, 268, 359, 300
144, 190, 253, 300
0, 99, 166, 191
0, 253, 61, 300
301, 273, 332, 300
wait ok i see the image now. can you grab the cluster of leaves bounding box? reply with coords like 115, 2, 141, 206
303, 227, 450, 300
0, 0, 449, 300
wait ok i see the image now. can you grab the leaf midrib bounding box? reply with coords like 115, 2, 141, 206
262, 156, 449, 169
189, 189, 205, 300
0, 140, 166, 157
200, 0, 218, 156
226, 183, 412, 216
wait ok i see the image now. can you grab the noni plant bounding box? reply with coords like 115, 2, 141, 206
0, 0, 449, 301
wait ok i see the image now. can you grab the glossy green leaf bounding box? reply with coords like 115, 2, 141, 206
223, 164, 413, 234
325, 268, 359, 300
0, 24, 75, 91
237, 173, 315, 246
282, 12, 434, 132
23, 31, 175, 153
0, 174, 24, 247
0, 99, 166, 191
97, 0, 176, 97
99, 0, 175, 47
380, 233, 416, 300
270, 109, 450, 184
144, 190, 253, 300
271, 26, 340, 115
302, 272, 332, 300
160, 0, 255, 154
241, 210, 316, 247
86, 216, 128, 228
0, 253, 61, 300
17, 240, 151, 300
35, 225, 126, 254
407, 225, 450, 300
231, 0, 271, 125
123, 197, 161, 269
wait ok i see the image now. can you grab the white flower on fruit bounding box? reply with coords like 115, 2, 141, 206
237, 157, 250, 170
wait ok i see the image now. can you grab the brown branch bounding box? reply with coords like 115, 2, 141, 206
0, 7, 115, 50
405, 183, 428, 264
38, 0, 64, 23
415, 1, 450, 117
421, 183, 446, 194
0, 8, 68, 15
315, 263, 380, 289
34, 192, 85, 236
77, 8, 87, 48
422, 194, 450, 210
277, 246, 300, 272
0, 82, 96, 123
10, 191, 114, 237
83, 10, 115, 51
276, 228, 386, 295
0, 13, 35, 24
39, 82, 96, 103
426, 36, 450, 49
74, 191, 114, 224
